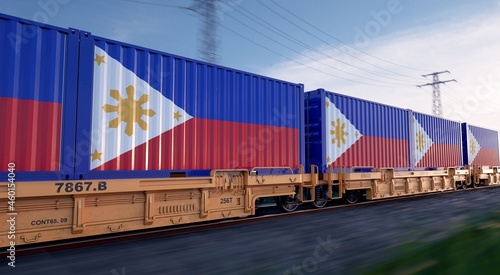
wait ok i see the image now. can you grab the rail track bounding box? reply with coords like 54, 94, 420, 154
2, 184, 498, 259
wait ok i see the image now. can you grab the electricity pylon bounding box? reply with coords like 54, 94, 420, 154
417, 71, 456, 117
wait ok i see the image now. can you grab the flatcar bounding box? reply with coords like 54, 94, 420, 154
1, 13, 499, 247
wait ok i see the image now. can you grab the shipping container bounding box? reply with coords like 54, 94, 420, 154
0, 13, 304, 181
409, 112, 462, 169
74, 33, 304, 179
0, 14, 79, 181
305, 89, 410, 172
461, 123, 500, 166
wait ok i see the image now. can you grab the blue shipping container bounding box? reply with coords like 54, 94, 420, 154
462, 123, 500, 166
75, 32, 305, 179
0, 13, 305, 181
410, 111, 462, 169
305, 89, 410, 172
0, 13, 79, 181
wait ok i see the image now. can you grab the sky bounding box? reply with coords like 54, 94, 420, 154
1, 0, 500, 132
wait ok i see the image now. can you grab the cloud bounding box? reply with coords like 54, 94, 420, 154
260, 7, 500, 131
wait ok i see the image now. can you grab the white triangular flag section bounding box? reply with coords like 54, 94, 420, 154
413, 116, 433, 165
467, 127, 481, 163
325, 96, 362, 164
90, 46, 193, 169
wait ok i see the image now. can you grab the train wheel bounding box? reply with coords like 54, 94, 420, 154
313, 198, 328, 208
344, 190, 360, 204
313, 186, 328, 208
277, 196, 299, 212
471, 181, 478, 188
255, 198, 262, 210
462, 182, 468, 189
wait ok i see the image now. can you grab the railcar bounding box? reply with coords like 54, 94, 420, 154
1, 13, 499, 247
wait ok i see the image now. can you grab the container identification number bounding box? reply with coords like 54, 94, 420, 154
31, 218, 68, 226
220, 197, 232, 204
360, 173, 372, 179
54, 181, 107, 193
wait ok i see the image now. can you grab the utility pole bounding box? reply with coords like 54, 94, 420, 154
189, 0, 219, 64
417, 71, 456, 117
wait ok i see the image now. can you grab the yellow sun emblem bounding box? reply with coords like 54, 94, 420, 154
470, 139, 476, 154
416, 131, 426, 152
102, 85, 156, 136
330, 118, 348, 148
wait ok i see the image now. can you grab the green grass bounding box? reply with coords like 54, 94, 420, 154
362, 212, 500, 275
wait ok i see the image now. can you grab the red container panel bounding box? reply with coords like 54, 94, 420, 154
1, 98, 62, 171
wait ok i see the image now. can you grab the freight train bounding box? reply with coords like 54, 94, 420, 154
1, 13, 499, 247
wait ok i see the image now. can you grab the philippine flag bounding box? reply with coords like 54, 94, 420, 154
413, 117, 433, 166
322, 94, 409, 169
412, 114, 462, 168
467, 127, 481, 164
89, 45, 300, 172
465, 124, 500, 166
90, 46, 192, 170
324, 97, 362, 164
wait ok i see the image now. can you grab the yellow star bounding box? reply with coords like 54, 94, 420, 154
355, 132, 359, 138
95, 54, 105, 66
91, 149, 102, 161
326, 101, 330, 107
326, 156, 331, 163
173, 111, 182, 121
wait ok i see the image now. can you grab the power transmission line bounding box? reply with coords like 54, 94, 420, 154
233, 5, 420, 85
224, 12, 416, 86
219, 23, 416, 88
122, 0, 182, 8
443, 81, 499, 114
268, 0, 431, 74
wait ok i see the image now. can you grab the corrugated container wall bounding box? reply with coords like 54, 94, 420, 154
0, 14, 79, 181
305, 89, 410, 173
74, 34, 304, 179
461, 123, 500, 166
410, 112, 462, 169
